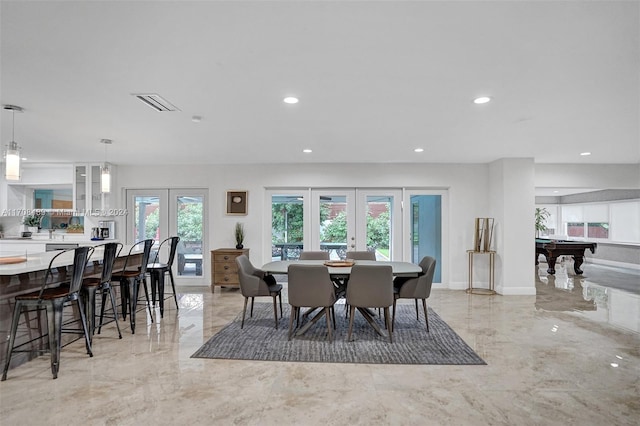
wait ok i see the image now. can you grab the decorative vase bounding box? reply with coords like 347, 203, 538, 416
235, 243, 244, 249
27, 226, 38, 234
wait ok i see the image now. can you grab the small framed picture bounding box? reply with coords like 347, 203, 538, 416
226, 190, 248, 215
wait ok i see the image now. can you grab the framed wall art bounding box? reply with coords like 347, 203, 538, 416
226, 190, 248, 215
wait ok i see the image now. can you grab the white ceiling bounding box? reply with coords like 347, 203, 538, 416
1, 1, 639, 172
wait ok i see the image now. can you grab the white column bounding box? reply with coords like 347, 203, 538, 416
489, 158, 536, 295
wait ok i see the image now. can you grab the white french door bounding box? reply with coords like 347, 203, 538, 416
267, 188, 403, 260
310, 190, 356, 257
126, 188, 207, 285
356, 189, 402, 260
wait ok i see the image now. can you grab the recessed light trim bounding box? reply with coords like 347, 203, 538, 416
580, 152, 591, 156
473, 96, 491, 104
414, 148, 424, 153
284, 97, 299, 104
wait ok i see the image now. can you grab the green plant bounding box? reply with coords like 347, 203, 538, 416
235, 222, 245, 245
23, 214, 41, 227
535, 207, 550, 236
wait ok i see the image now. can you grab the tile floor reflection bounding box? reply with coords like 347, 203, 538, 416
0, 262, 638, 425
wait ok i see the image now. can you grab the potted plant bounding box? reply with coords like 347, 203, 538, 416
235, 222, 244, 249
535, 207, 550, 238
23, 214, 41, 234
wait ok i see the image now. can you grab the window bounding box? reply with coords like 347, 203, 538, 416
566, 222, 585, 238
587, 222, 609, 239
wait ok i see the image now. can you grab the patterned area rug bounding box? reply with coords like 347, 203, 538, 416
192, 303, 485, 365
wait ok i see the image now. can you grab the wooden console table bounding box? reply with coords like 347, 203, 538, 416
466, 250, 496, 295
210, 248, 249, 292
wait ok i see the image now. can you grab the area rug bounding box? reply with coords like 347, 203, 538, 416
191, 303, 485, 365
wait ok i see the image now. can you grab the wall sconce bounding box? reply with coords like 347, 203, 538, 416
100, 138, 112, 193
3, 105, 24, 181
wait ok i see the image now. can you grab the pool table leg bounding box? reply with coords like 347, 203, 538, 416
573, 256, 585, 275
546, 255, 557, 275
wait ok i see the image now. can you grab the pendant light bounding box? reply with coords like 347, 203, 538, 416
100, 138, 112, 193
3, 105, 24, 181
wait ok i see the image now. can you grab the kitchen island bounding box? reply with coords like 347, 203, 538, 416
0, 243, 139, 371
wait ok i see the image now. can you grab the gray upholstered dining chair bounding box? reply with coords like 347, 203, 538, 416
345, 250, 376, 260
392, 256, 436, 332
287, 264, 337, 342
298, 251, 330, 260
236, 254, 283, 329
345, 264, 394, 343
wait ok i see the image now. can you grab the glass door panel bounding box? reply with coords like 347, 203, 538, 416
174, 193, 204, 277
408, 194, 442, 282
132, 195, 164, 243
271, 193, 306, 260
312, 190, 355, 260
357, 190, 402, 260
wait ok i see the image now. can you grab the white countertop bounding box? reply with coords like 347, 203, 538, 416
0, 243, 136, 276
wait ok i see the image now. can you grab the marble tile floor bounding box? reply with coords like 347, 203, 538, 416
0, 262, 638, 426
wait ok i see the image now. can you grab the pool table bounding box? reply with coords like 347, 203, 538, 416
535, 239, 597, 275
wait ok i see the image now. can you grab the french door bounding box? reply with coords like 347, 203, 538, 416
268, 188, 402, 261
126, 188, 207, 284
268, 187, 445, 283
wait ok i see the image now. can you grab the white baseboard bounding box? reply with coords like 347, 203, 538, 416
589, 258, 640, 270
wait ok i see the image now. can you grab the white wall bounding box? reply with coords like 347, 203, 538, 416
68, 161, 639, 292
116, 162, 489, 288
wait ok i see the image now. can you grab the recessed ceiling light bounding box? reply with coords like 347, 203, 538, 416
284, 97, 299, 104
553, 190, 559, 193
192, 115, 202, 123
580, 152, 591, 156
303, 149, 312, 153
414, 148, 424, 153
473, 96, 491, 104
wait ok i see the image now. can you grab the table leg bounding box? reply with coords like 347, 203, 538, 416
295, 308, 326, 336
357, 307, 387, 337
573, 256, 585, 275
546, 255, 557, 275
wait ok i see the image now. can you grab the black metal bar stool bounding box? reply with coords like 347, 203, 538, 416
81, 242, 123, 344
2, 246, 94, 380
147, 236, 180, 318
111, 239, 154, 334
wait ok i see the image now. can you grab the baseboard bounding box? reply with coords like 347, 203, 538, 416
589, 258, 640, 271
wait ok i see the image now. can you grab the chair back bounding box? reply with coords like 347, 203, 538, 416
299, 251, 329, 260
151, 236, 181, 266
167, 236, 180, 266
398, 256, 436, 299
99, 242, 122, 284
287, 264, 336, 307
345, 251, 376, 261
346, 264, 393, 308
41, 246, 93, 298
235, 254, 260, 297
119, 239, 154, 275
138, 239, 154, 275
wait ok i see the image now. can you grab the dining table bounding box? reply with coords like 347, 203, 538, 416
261, 259, 422, 337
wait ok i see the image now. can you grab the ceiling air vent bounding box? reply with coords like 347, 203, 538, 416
132, 93, 180, 112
